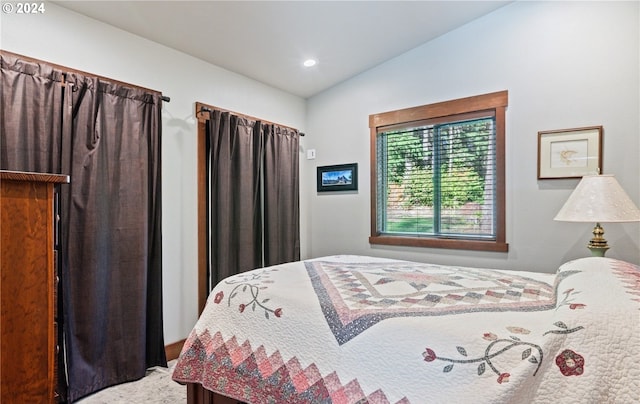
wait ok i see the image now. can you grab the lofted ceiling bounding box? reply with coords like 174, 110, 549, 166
55, 1, 511, 98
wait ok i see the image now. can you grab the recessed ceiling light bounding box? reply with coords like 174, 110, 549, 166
303, 59, 317, 67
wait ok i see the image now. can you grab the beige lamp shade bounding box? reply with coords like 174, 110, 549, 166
554, 174, 640, 223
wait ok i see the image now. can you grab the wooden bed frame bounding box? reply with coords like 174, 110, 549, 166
186, 383, 244, 404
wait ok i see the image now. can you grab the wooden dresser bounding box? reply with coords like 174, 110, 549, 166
1, 170, 69, 403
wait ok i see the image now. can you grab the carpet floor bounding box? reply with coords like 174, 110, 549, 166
76, 360, 186, 403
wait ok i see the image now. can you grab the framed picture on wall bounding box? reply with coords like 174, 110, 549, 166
317, 163, 358, 192
537, 126, 603, 179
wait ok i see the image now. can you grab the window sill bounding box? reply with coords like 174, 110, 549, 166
369, 235, 509, 253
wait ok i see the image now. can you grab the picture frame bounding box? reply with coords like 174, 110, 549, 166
317, 163, 358, 192
537, 126, 602, 179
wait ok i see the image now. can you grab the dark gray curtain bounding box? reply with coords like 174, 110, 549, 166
0, 52, 166, 403
206, 109, 299, 287
63, 72, 166, 402
207, 111, 263, 285
263, 124, 300, 266
0, 55, 65, 171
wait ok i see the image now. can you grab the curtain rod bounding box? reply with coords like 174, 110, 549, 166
1, 50, 170, 103
198, 105, 304, 136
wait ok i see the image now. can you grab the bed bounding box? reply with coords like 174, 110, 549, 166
172, 255, 640, 403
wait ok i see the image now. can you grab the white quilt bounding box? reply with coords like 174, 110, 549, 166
173, 256, 640, 403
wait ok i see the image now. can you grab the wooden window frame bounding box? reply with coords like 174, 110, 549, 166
369, 91, 509, 252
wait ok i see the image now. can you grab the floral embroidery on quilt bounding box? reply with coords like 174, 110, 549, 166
212, 268, 283, 319
422, 322, 584, 383
555, 349, 584, 376
556, 288, 586, 310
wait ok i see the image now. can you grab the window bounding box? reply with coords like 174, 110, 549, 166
369, 91, 508, 252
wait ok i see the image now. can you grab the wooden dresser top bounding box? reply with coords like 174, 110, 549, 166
0, 170, 69, 184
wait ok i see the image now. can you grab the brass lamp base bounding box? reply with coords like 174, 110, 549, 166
587, 222, 609, 257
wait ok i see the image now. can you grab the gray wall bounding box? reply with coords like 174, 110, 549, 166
303, 1, 640, 272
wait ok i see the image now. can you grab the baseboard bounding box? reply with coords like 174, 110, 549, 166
165, 339, 186, 361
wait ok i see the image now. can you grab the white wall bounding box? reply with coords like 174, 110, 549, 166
0, 3, 307, 344
304, 1, 640, 272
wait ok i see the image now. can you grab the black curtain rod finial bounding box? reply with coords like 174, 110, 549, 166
161, 95, 170, 102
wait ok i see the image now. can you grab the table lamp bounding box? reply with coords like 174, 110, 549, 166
554, 174, 640, 257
